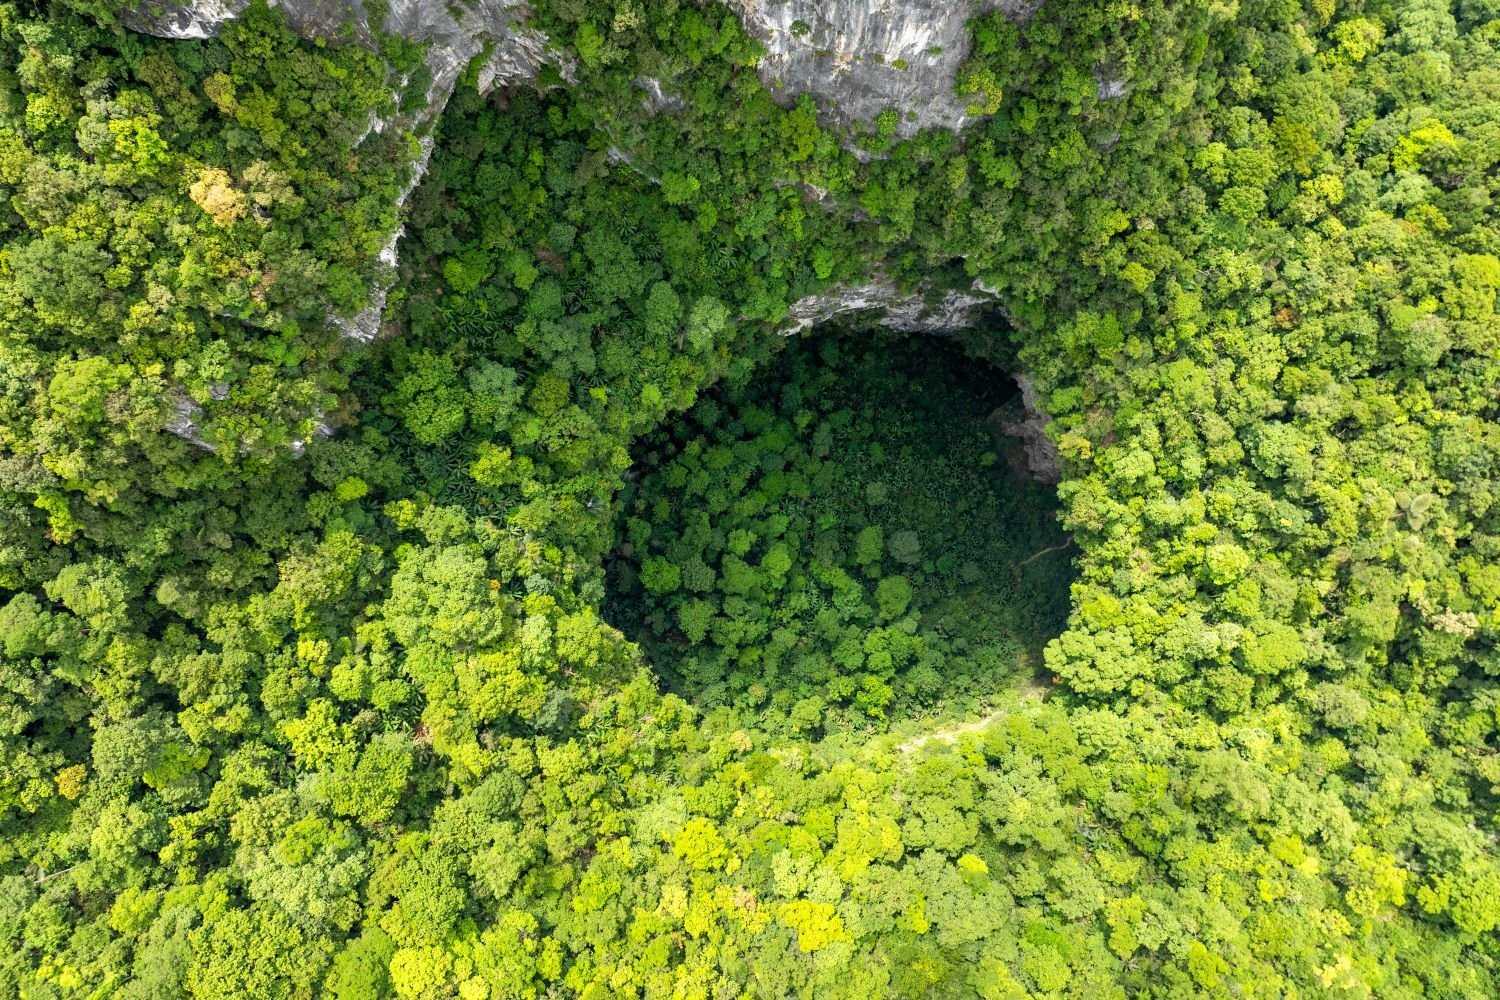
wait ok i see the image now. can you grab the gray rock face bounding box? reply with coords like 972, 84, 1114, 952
637, 76, 686, 114
125, 0, 241, 38
999, 374, 1062, 483
781, 279, 993, 336
728, 0, 1036, 140
164, 395, 212, 450
127, 0, 551, 93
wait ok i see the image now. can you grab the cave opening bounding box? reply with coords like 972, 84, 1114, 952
604, 325, 1074, 740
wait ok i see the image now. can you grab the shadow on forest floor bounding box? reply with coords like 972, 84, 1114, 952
604, 328, 1074, 740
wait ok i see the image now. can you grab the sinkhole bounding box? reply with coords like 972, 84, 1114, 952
604, 328, 1074, 738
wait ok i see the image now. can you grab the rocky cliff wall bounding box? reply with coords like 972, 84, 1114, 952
729, 0, 1036, 140
128, 0, 568, 344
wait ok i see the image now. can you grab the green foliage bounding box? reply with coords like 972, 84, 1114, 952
608, 334, 1070, 733
0, 0, 415, 498
3, 0, 1500, 996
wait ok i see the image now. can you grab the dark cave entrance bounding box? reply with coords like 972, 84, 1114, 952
604, 326, 1074, 739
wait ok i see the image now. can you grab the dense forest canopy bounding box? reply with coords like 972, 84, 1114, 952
605, 331, 1073, 737
1, 0, 1498, 996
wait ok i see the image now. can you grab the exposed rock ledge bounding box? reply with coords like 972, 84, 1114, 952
729, 0, 1039, 140
780, 279, 994, 335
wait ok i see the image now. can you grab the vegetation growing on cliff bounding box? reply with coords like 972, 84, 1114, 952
0, 0, 420, 492
1, 0, 1498, 996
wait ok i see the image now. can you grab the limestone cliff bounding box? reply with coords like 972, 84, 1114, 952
999, 375, 1062, 484
781, 279, 994, 336
729, 0, 1037, 140
127, 0, 567, 342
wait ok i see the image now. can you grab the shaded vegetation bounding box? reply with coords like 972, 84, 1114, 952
607, 331, 1072, 735
0, 0, 1498, 995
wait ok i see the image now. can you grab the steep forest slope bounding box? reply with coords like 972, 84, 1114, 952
1, 0, 1498, 997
